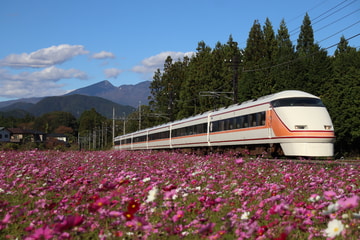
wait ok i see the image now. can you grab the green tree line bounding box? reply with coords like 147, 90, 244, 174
147, 14, 360, 156
0, 108, 113, 150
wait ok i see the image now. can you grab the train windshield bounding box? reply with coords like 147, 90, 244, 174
271, 97, 325, 108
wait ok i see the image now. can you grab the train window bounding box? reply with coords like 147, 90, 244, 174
243, 116, 249, 128
224, 119, 230, 130
271, 98, 325, 107
258, 112, 266, 125
212, 121, 219, 132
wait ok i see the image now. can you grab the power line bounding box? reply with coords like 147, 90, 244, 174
318, 21, 360, 43
289, 0, 357, 37
242, 33, 360, 73
315, 8, 360, 33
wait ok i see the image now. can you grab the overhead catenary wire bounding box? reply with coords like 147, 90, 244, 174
243, 33, 360, 73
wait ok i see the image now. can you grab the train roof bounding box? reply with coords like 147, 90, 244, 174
115, 90, 319, 138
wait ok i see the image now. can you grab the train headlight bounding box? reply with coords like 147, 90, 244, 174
295, 125, 307, 129
324, 125, 332, 130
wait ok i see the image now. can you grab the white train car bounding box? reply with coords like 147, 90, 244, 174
114, 90, 335, 157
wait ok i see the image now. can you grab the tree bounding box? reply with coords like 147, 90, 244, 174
274, 19, 296, 91
34, 111, 77, 134
78, 108, 106, 135
294, 14, 331, 95
240, 20, 266, 101
296, 13, 314, 56
325, 36, 360, 156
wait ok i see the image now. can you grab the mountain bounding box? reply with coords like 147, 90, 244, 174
65, 80, 151, 107
0, 80, 151, 110
0, 97, 43, 109
0, 80, 152, 118
0, 94, 135, 119
32, 94, 135, 118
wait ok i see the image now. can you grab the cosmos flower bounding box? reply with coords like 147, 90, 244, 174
172, 210, 184, 222
54, 215, 84, 232
235, 158, 244, 164
127, 199, 140, 213
324, 219, 344, 238
240, 211, 250, 220
146, 186, 158, 203
337, 195, 359, 210
26, 225, 53, 240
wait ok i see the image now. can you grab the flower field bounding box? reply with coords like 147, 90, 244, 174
0, 150, 359, 239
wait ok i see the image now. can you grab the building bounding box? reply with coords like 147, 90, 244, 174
7, 128, 46, 143
0, 127, 11, 142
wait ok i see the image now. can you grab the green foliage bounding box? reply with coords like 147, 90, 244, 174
33, 111, 78, 133
78, 108, 107, 135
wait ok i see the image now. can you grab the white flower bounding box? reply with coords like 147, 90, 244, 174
142, 177, 151, 182
146, 186, 158, 203
308, 194, 321, 202
240, 211, 250, 220
322, 202, 339, 215
324, 219, 344, 238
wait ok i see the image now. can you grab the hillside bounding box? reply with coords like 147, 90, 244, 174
31, 94, 135, 118
66, 80, 151, 107
0, 95, 135, 119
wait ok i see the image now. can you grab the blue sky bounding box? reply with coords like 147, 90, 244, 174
0, 0, 359, 102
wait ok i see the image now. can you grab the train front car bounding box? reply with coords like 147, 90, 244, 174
269, 91, 335, 157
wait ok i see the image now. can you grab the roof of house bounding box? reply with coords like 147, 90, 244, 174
7, 128, 45, 135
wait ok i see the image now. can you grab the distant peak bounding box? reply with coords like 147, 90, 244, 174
100, 80, 111, 85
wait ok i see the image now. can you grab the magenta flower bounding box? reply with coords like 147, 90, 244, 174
26, 225, 53, 240
337, 195, 359, 210
235, 158, 244, 164
323, 190, 337, 200
198, 222, 215, 235
172, 210, 184, 222
54, 215, 84, 232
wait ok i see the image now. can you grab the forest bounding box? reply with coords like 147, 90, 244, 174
148, 14, 360, 157
1, 14, 359, 156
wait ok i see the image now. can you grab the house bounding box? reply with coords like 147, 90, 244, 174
0, 127, 11, 142
46, 133, 68, 143
7, 128, 46, 143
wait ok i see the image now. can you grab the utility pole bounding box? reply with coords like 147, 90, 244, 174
112, 107, 115, 146
123, 112, 126, 135
232, 54, 240, 104
138, 101, 141, 130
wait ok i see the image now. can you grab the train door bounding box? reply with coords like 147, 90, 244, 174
268, 107, 273, 139
207, 113, 212, 146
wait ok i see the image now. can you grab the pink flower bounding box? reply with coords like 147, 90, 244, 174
323, 190, 337, 200
1, 213, 11, 224
54, 215, 84, 232
172, 210, 184, 222
109, 211, 122, 217
26, 225, 53, 240
337, 195, 359, 210
235, 158, 244, 164
198, 222, 215, 235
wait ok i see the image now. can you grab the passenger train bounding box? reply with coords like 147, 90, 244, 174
114, 90, 335, 157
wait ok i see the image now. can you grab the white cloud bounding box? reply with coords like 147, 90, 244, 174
0, 44, 89, 68
0, 67, 88, 99
132, 51, 194, 75
104, 68, 122, 79
92, 51, 116, 59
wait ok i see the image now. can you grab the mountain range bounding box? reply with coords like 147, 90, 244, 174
0, 80, 151, 119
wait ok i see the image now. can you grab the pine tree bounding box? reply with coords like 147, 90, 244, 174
241, 20, 266, 101
296, 13, 314, 56
274, 19, 296, 91
261, 18, 278, 95
294, 13, 330, 94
